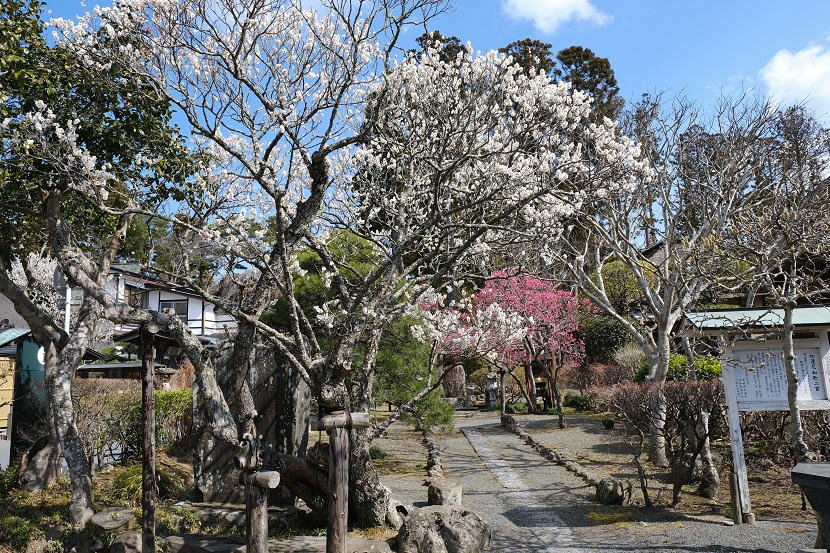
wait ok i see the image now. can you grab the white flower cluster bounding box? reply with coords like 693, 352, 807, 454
350, 46, 647, 271
3, 103, 114, 201
413, 298, 528, 363
9, 251, 64, 323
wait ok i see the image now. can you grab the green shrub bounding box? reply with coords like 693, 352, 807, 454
102, 388, 193, 462
155, 389, 193, 452
581, 316, 633, 364
111, 462, 189, 505
368, 446, 388, 460
505, 402, 528, 414
633, 353, 687, 382
633, 354, 721, 382
693, 356, 722, 380
563, 393, 593, 411
0, 460, 21, 496
0, 514, 44, 551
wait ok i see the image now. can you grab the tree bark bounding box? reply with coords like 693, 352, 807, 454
348, 427, 390, 527
696, 409, 720, 499
273, 355, 310, 505
500, 370, 506, 416
347, 327, 391, 528
47, 330, 95, 531
647, 328, 672, 466
782, 302, 810, 461
524, 363, 537, 413
542, 361, 565, 428
649, 391, 669, 467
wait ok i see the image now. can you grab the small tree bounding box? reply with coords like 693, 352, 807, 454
725, 106, 830, 465
475, 271, 590, 427
556, 92, 777, 463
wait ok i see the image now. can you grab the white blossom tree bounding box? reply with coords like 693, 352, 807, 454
1, 0, 197, 535
49, 0, 645, 526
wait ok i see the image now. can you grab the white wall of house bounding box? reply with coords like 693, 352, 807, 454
108, 271, 237, 336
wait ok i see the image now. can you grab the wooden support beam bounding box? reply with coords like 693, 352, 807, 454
320, 412, 371, 553
140, 327, 156, 553
240, 470, 281, 489
327, 426, 349, 553
316, 412, 371, 431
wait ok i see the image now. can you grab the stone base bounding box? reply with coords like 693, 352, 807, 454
795, 549, 827, 553
427, 479, 462, 506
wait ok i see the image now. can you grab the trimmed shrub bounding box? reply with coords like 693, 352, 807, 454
73, 380, 193, 464
563, 393, 593, 412
505, 402, 528, 414
633, 354, 722, 382
693, 356, 722, 380
581, 316, 632, 364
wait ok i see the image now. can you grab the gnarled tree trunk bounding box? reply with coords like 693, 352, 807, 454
348, 326, 390, 527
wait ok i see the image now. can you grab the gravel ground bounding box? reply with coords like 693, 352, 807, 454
376, 410, 818, 553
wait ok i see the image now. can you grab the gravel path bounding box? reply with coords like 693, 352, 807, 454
380, 411, 819, 553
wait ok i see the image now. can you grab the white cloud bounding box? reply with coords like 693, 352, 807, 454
760, 43, 830, 119
500, 0, 611, 35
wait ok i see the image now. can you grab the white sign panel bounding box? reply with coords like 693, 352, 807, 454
722, 339, 830, 411
727, 347, 826, 404
720, 337, 830, 521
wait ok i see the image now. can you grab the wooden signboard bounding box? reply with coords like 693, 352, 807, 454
721, 338, 830, 521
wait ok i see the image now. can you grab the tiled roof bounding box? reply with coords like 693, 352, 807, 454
0, 294, 28, 330
686, 305, 830, 330
0, 327, 31, 348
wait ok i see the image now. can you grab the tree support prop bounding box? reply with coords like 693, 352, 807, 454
317, 412, 370, 553
234, 432, 282, 553
141, 325, 157, 553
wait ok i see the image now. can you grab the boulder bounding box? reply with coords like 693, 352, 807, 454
386, 497, 411, 530
90, 507, 136, 533
427, 479, 462, 506
595, 478, 633, 506
397, 506, 490, 553
442, 365, 466, 398
109, 531, 141, 553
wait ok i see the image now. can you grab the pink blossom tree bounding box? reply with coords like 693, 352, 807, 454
475, 270, 592, 426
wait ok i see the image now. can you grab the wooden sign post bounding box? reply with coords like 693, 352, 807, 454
721, 338, 830, 523
317, 412, 371, 553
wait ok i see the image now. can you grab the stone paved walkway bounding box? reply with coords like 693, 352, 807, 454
384, 411, 819, 553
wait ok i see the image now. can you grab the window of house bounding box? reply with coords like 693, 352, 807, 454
159, 299, 188, 319
124, 285, 147, 308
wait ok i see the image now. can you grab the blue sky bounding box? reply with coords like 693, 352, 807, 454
45, 0, 830, 119
413, 0, 830, 119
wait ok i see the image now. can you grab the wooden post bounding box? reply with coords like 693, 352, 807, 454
234, 430, 281, 553
729, 471, 742, 525
240, 471, 281, 553
317, 412, 371, 553
721, 360, 754, 523
328, 425, 349, 553
140, 325, 156, 553
245, 479, 268, 553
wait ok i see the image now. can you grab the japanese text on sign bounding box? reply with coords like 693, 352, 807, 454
728, 348, 826, 403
